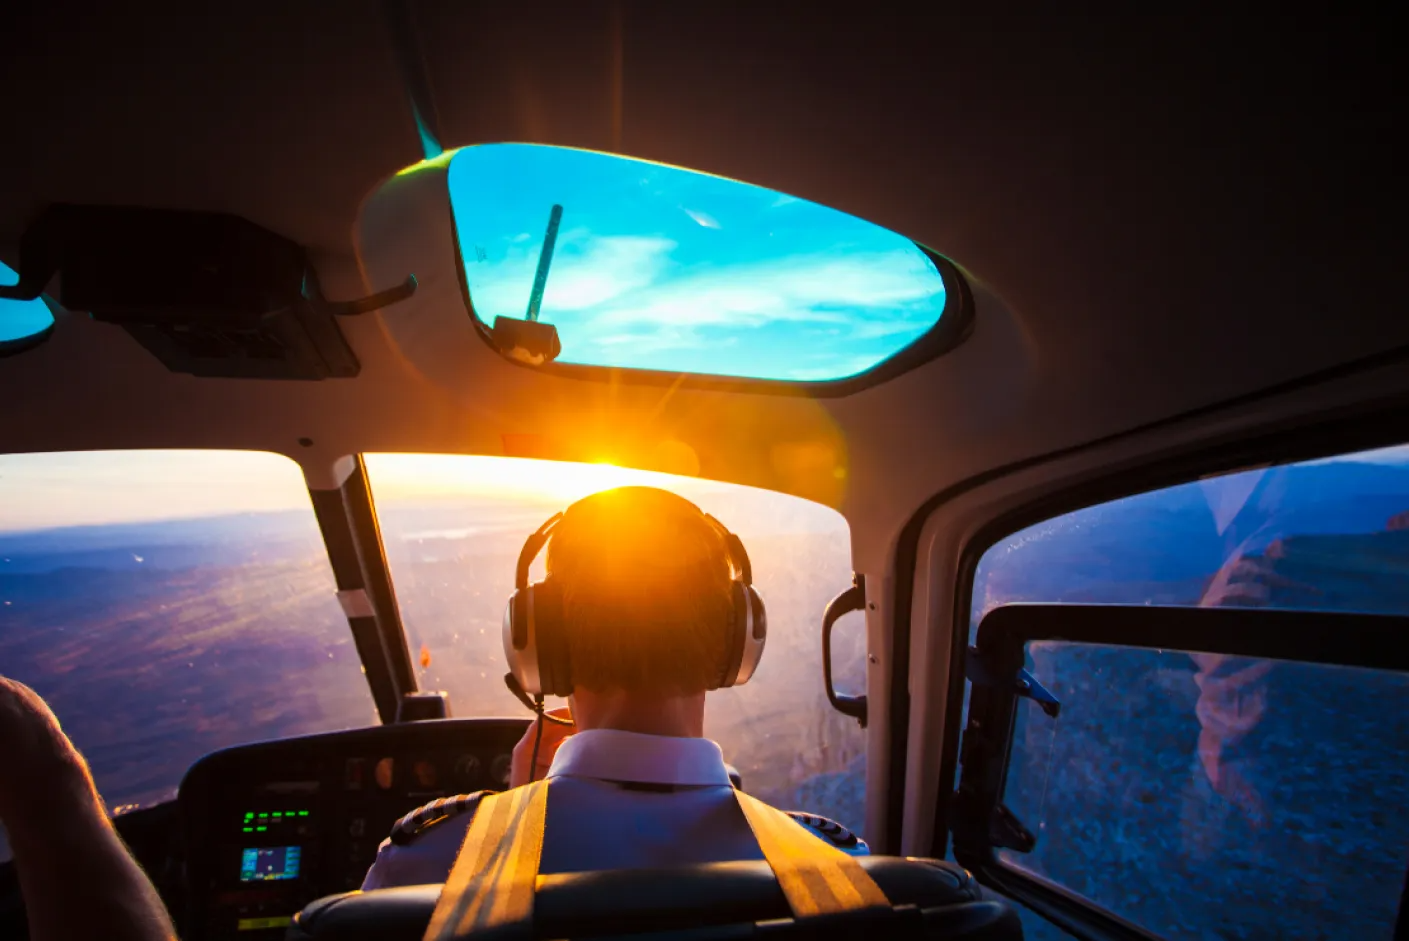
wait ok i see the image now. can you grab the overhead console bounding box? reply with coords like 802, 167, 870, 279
179, 718, 527, 941
0, 204, 416, 378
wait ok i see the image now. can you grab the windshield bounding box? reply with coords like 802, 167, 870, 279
365, 454, 868, 834
0, 450, 377, 857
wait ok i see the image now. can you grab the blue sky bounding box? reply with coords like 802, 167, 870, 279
447, 144, 947, 381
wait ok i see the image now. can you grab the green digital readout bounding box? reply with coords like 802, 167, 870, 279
241, 809, 310, 826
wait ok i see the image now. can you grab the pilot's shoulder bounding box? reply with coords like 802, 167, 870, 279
784, 812, 870, 856
390, 790, 494, 846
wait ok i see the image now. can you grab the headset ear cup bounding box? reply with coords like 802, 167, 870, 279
503, 588, 541, 696
534, 579, 572, 697
715, 580, 750, 689
732, 585, 767, 686
504, 511, 565, 699
509, 590, 529, 649
748, 587, 766, 642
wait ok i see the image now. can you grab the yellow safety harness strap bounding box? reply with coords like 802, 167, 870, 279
423, 780, 549, 941
733, 789, 890, 916
422, 779, 890, 939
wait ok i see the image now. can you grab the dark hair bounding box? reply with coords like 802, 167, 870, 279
546, 487, 737, 694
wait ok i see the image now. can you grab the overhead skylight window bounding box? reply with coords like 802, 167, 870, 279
447, 144, 958, 383
0, 260, 55, 354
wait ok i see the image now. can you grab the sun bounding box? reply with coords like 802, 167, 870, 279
365, 453, 683, 503
482, 457, 671, 501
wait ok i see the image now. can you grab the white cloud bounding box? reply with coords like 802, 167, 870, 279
683, 208, 721, 229
544, 235, 677, 311
469, 229, 677, 317
576, 249, 943, 332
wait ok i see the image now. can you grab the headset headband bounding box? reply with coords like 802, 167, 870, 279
516, 512, 563, 590
704, 513, 753, 585
516, 504, 751, 589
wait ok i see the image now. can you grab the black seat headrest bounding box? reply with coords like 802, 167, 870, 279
289, 856, 1022, 940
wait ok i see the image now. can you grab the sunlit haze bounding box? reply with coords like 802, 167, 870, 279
0, 450, 312, 531
366, 453, 727, 504
6, 444, 1406, 536
0, 450, 837, 535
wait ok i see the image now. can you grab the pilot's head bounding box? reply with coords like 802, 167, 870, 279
546, 487, 744, 695
503, 485, 766, 713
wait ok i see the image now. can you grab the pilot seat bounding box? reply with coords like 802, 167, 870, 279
288, 855, 1022, 940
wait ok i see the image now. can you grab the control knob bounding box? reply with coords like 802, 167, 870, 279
489, 753, 511, 788
453, 754, 482, 790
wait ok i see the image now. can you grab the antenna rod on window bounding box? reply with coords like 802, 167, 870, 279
525, 204, 564, 323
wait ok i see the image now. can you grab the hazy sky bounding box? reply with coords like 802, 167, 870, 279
2, 444, 1405, 535
448, 144, 947, 381
0, 450, 842, 535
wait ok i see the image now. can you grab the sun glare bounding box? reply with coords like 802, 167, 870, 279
364, 454, 703, 505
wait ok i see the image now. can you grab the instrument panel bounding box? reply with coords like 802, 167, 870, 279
178, 718, 528, 940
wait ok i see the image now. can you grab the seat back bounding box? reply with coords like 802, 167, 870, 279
289, 856, 1024, 940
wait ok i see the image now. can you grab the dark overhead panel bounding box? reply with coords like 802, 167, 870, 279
0, 204, 416, 379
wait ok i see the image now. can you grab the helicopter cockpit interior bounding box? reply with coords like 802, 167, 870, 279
2, 5, 1406, 940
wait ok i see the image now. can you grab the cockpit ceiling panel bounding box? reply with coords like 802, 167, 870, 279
0, 3, 420, 255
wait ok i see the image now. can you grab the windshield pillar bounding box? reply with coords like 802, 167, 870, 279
308, 454, 419, 722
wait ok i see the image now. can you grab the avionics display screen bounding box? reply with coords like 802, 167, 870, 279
239, 846, 301, 882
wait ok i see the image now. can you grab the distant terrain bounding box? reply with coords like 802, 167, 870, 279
0, 514, 377, 811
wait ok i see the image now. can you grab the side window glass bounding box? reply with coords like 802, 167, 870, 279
1006, 641, 1407, 940
974, 442, 1409, 631
966, 442, 1409, 939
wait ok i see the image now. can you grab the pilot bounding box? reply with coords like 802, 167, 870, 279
363, 486, 866, 889
0, 675, 177, 941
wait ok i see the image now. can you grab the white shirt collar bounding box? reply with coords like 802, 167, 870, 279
546, 729, 732, 787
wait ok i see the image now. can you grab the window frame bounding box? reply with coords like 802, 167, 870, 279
307, 454, 421, 724
447, 187, 976, 396
953, 603, 1409, 941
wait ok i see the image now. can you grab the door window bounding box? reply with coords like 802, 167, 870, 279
962, 442, 1409, 939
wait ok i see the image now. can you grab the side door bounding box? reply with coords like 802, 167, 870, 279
950, 441, 1409, 941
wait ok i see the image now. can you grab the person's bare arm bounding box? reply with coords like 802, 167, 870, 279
0, 677, 176, 941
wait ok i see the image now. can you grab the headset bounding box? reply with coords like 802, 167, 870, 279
501, 499, 768, 701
